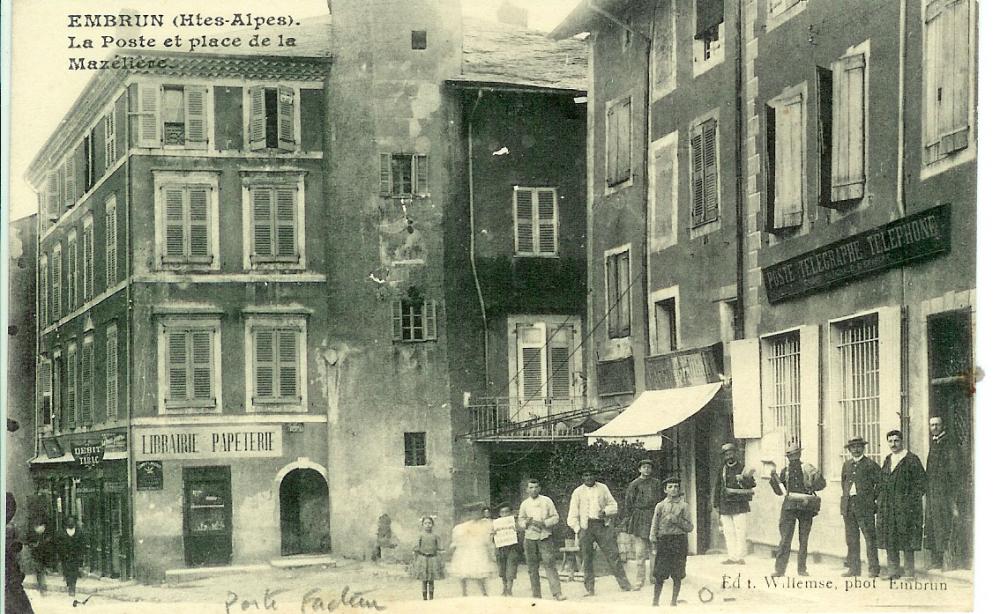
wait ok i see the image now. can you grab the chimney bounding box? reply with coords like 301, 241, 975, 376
497, 0, 528, 28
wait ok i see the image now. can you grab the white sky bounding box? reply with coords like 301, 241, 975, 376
6, 0, 579, 220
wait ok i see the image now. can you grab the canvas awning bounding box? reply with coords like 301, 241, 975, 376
586, 382, 723, 450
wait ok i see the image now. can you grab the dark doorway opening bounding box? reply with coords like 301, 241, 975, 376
279, 468, 330, 556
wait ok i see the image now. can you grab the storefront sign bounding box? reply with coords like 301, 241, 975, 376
42, 438, 64, 459
597, 356, 635, 397
133, 424, 283, 460
101, 431, 128, 454
645, 343, 723, 391
763, 205, 951, 303
136, 461, 164, 491
71, 441, 106, 467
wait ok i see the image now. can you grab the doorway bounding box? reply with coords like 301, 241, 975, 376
183, 466, 232, 567
279, 469, 330, 556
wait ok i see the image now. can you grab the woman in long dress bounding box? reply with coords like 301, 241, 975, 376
450, 504, 496, 596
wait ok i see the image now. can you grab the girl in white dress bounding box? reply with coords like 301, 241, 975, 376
450, 504, 496, 596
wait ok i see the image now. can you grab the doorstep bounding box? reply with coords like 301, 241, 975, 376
270, 554, 337, 569
164, 563, 271, 584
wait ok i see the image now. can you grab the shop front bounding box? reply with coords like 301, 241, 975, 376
29, 429, 132, 579
131, 420, 329, 581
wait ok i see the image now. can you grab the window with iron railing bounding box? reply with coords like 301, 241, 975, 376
766, 331, 802, 447
836, 315, 880, 459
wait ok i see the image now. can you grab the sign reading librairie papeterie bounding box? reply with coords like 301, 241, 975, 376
763, 205, 951, 303
133, 425, 283, 460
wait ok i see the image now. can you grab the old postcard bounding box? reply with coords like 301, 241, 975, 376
3, 0, 981, 612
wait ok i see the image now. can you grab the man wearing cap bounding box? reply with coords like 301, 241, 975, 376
568, 469, 633, 595
877, 429, 926, 579
713, 443, 755, 565
840, 436, 881, 577
620, 459, 660, 589
769, 443, 826, 577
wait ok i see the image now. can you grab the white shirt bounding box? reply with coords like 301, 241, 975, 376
889, 449, 908, 472
848, 455, 864, 495
66, 528, 77, 537
567, 482, 618, 532
517, 494, 559, 540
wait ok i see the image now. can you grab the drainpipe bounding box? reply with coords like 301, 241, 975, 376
467, 90, 489, 390
897, 0, 911, 443
733, 0, 746, 342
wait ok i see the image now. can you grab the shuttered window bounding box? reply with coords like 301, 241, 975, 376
52, 245, 62, 319
923, 0, 972, 164
766, 94, 804, 230
404, 432, 427, 466
515, 322, 575, 404
80, 338, 94, 425
513, 187, 558, 256
106, 196, 118, 286
67, 234, 78, 310
251, 186, 299, 263
45, 172, 59, 222
379, 153, 430, 197
606, 249, 631, 339
831, 54, 866, 201
63, 157, 77, 208
66, 345, 77, 428
137, 83, 160, 147
104, 110, 117, 169
391, 299, 438, 342
106, 326, 118, 421
252, 327, 301, 403
82, 220, 94, 300
39, 256, 48, 327
606, 98, 632, 187
164, 326, 216, 409
160, 184, 213, 264
248, 85, 296, 151
690, 118, 719, 227
136, 84, 208, 148
39, 359, 53, 426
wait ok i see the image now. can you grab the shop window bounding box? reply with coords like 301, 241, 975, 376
379, 153, 429, 197
404, 432, 427, 466
606, 97, 632, 188
391, 297, 438, 342
514, 187, 558, 256
606, 248, 631, 339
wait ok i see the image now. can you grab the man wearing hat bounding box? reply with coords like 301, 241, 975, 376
713, 443, 756, 565
620, 459, 661, 589
769, 442, 826, 577
840, 436, 881, 577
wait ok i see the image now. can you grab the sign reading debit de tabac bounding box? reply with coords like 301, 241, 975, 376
133, 425, 283, 460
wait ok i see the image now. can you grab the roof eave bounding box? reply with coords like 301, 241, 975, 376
444, 79, 586, 97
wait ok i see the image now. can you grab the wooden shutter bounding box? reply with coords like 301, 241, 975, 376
52, 248, 62, 318
617, 252, 631, 336
617, 99, 632, 183
278, 329, 298, 398
81, 341, 93, 424
167, 331, 188, 400
379, 153, 392, 196
106, 198, 117, 286
537, 189, 557, 255
606, 104, 619, 186
67, 237, 77, 309
252, 188, 275, 258
414, 155, 429, 195
924, 0, 970, 160
423, 301, 438, 340
46, 172, 59, 220
39, 360, 53, 425
832, 54, 866, 201
188, 187, 210, 258
774, 96, 804, 228
696, 0, 725, 37
191, 330, 213, 401
815, 66, 834, 207
763, 104, 778, 230
277, 85, 296, 151
391, 300, 403, 340
518, 323, 547, 402
275, 188, 297, 258
137, 83, 160, 147
82, 225, 94, 298
66, 348, 77, 427
690, 129, 705, 226
63, 159, 76, 208
731, 338, 762, 438
942, 0, 971, 155
255, 329, 275, 398
184, 86, 208, 148
514, 188, 534, 254
606, 254, 620, 337
105, 112, 116, 168
548, 327, 572, 400
39, 258, 48, 327
702, 119, 719, 223
248, 85, 266, 151
106, 328, 118, 421
163, 187, 186, 259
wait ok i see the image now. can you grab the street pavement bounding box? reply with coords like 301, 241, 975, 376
20, 552, 972, 613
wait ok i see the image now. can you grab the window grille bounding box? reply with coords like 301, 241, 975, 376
768, 332, 801, 446
837, 315, 880, 458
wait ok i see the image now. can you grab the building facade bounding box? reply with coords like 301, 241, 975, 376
27, 49, 333, 581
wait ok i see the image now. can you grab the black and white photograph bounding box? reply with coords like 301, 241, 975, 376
1, 0, 983, 612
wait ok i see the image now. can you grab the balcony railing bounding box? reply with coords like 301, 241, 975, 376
466, 396, 593, 441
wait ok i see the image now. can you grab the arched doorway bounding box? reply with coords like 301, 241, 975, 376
279, 468, 330, 556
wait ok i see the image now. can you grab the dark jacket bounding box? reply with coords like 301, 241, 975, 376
620, 476, 661, 538
769, 461, 826, 516
876, 451, 926, 551
924, 433, 963, 552
54, 527, 87, 570
713, 461, 756, 516
840, 455, 881, 518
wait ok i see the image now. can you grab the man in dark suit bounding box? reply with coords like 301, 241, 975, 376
54, 516, 87, 597
769, 443, 826, 577
840, 437, 881, 578
876, 429, 926, 580
924, 416, 964, 570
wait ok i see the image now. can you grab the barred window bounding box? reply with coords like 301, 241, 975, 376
766, 331, 801, 446
404, 432, 427, 466
836, 315, 880, 459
